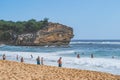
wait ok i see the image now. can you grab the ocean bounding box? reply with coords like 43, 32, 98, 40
0, 40, 120, 75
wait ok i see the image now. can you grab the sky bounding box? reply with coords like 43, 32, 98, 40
0, 0, 120, 40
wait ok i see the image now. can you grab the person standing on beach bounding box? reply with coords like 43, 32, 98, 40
41, 57, 43, 65
57, 57, 62, 67
2, 54, 6, 60
36, 56, 40, 65
21, 57, 24, 62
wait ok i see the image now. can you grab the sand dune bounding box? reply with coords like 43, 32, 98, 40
0, 60, 120, 80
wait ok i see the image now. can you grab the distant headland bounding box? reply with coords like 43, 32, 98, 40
0, 18, 74, 46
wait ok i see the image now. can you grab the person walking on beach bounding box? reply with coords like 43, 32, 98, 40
41, 57, 44, 65
2, 54, 6, 60
21, 57, 24, 62
36, 56, 40, 65
57, 57, 62, 67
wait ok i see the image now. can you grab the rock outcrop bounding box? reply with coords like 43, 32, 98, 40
15, 22, 74, 46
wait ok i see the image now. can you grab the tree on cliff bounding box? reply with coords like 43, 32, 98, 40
0, 18, 49, 41
0, 31, 11, 41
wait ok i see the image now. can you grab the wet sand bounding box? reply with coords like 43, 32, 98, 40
0, 60, 120, 80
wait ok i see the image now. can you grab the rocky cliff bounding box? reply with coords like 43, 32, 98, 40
15, 22, 74, 46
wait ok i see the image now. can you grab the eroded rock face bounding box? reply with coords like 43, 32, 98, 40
16, 22, 74, 46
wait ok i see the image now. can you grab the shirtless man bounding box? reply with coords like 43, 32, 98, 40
57, 57, 62, 67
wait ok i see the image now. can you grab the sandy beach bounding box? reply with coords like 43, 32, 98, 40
0, 60, 120, 80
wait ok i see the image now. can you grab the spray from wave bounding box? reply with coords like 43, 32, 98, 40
70, 40, 120, 45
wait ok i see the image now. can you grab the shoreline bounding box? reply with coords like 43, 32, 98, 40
0, 60, 120, 80
0, 49, 120, 75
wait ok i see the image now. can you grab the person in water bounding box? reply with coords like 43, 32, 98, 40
21, 57, 24, 62
74, 52, 77, 55
2, 54, 6, 60
16, 55, 19, 60
112, 56, 114, 59
30, 54, 33, 59
36, 56, 40, 65
91, 53, 94, 58
57, 57, 62, 67
82, 52, 84, 55
77, 54, 80, 58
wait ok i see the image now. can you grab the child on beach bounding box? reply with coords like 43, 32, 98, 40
57, 57, 62, 67
36, 56, 40, 65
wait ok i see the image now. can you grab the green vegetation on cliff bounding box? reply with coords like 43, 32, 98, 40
0, 18, 48, 41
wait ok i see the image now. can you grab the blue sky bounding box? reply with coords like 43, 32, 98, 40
0, 0, 120, 40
